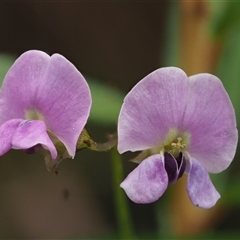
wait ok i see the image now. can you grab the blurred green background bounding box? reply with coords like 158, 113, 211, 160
0, 1, 240, 239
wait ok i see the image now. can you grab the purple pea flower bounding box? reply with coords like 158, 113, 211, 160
0, 50, 91, 172
117, 67, 238, 208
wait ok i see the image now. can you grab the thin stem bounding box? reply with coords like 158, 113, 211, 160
111, 147, 136, 240
155, 192, 175, 239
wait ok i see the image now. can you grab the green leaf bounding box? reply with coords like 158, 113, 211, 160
0, 53, 16, 86
87, 77, 124, 125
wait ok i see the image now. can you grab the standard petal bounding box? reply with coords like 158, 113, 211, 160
120, 154, 168, 204
118, 67, 188, 154
0, 119, 22, 155
187, 158, 220, 209
34, 54, 92, 158
0, 50, 50, 124
12, 120, 57, 159
182, 74, 238, 173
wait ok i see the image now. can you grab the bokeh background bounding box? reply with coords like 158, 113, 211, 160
0, 1, 240, 239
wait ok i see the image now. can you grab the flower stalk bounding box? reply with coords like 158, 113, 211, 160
77, 128, 117, 152
111, 147, 136, 240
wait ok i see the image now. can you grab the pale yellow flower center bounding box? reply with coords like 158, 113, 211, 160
132, 129, 190, 164
151, 128, 190, 158
25, 109, 45, 121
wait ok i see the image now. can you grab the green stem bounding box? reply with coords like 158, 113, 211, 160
155, 190, 176, 240
111, 147, 136, 240
77, 128, 117, 151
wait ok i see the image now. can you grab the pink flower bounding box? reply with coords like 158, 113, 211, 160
0, 50, 91, 171
117, 67, 238, 208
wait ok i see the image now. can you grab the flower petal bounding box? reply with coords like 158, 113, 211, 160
182, 74, 238, 173
187, 158, 220, 209
0, 50, 91, 158
120, 153, 168, 204
117, 67, 188, 154
164, 152, 186, 184
12, 120, 57, 159
34, 53, 91, 158
164, 152, 178, 184
0, 50, 50, 124
0, 119, 23, 155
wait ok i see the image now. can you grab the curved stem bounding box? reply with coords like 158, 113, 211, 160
77, 128, 117, 151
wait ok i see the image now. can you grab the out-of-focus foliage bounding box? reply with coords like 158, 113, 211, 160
210, 2, 240, 38
87, 77, 124, 126
181, 232, 240, 240
0, 53, 16, 85
162, 2, 180, 66
0, 54, 124, 126
73, 230, 240, 240
212, 2, 240, 127
216, 28, 240, 124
